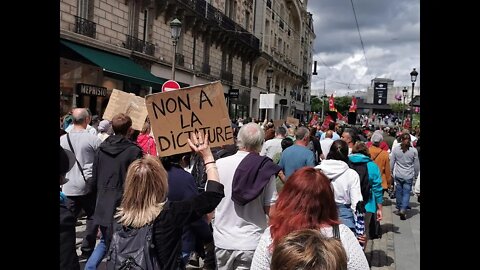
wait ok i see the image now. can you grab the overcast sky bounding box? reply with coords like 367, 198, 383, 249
306, 0, 420, 97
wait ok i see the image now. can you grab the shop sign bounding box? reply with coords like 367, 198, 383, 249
76, 83, 107, 97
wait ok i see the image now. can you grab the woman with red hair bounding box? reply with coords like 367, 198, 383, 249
251, 167, 368, 270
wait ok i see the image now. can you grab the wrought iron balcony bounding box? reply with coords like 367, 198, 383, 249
124, 35, 155, 56
184, 0, 259, 51
75, 16, 96, 38
221, 70, 233, 82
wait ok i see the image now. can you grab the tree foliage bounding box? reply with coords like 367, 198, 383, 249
311, 96, 321, 112
334, 96, 353, 114
310, 96, 328, 114
390, 102, 407, 113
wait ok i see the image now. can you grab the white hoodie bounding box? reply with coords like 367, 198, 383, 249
315, 160, 363, 213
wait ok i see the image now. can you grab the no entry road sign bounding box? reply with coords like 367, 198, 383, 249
162, 80, 181, 92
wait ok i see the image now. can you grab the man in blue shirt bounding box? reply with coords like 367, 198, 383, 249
279, 126, 316, 180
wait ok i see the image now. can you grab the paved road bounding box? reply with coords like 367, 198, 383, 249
75, 194, 420, 269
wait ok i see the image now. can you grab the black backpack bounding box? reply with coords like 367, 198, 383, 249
349, 161, 371, 203
106, 222, 160, 270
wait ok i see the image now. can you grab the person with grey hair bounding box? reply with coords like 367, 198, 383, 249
366, 130, 390, 152
213, 122, 282, 269
60, 107, 102, 260
65, 108, 97, 135
341, 128, 357, 155
260, 126, 286, 159
279, 126, 316, 179
278, 127, 315, 179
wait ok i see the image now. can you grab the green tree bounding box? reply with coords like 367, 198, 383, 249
310, 96, 328, 114
311, 96, 321, 112
334, 96, 352, 115
391, 102, 407, 114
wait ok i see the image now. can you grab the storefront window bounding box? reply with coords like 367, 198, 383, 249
60, 57, 103, 115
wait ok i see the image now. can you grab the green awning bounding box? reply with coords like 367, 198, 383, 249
61, 40, 166, 87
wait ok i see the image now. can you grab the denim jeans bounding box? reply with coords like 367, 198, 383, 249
84, 233, 106, 270
336, 203, 355, 234
395, 177, 413, 211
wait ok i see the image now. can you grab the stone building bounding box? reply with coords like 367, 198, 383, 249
60, 0, 315, 121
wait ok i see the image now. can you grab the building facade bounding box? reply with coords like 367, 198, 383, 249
251, 0, 315, 121
60, 0, 315, 122
357, 78, 420, 114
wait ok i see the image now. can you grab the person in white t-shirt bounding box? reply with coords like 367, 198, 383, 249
260, 126, 286, 159
214, 123, 280, 270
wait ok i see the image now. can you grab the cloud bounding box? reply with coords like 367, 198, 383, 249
307, 0, 420, 96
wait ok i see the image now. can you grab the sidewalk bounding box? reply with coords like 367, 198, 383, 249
391, 194, 420, 270
365, 194, 420, 270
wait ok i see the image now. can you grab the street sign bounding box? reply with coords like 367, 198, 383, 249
162, 80, 181, 92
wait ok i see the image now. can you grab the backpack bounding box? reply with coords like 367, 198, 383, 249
349, 161, 371, 203
106, 222, 161, 270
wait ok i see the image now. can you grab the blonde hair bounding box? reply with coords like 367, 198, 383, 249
115, 155, 168, 228
271, 229, 348, 270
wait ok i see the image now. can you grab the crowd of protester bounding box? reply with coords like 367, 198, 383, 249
60, 109, 420, 270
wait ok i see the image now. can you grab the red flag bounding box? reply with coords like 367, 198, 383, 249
328, 94, 337, 112
337, 111, 347, 122
349, 96, 357, 112
309, 114, 319, 127
321, 114, 334, 129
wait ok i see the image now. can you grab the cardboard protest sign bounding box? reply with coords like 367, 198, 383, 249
273, 119, 285, 129
102, 89, 148, 131
286, 116, 299, 127
145, 81, 234, 157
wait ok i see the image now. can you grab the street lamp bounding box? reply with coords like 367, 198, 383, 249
265, 66, 273, 120
402, 87, 408, 126
410, 68, 418, 114
170, 18, 182, 81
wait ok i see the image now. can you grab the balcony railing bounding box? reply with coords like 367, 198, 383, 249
125, 35, 155, 56
190, 0, 260, 51
221, 70, 233, 82
75, 16, 96, 38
